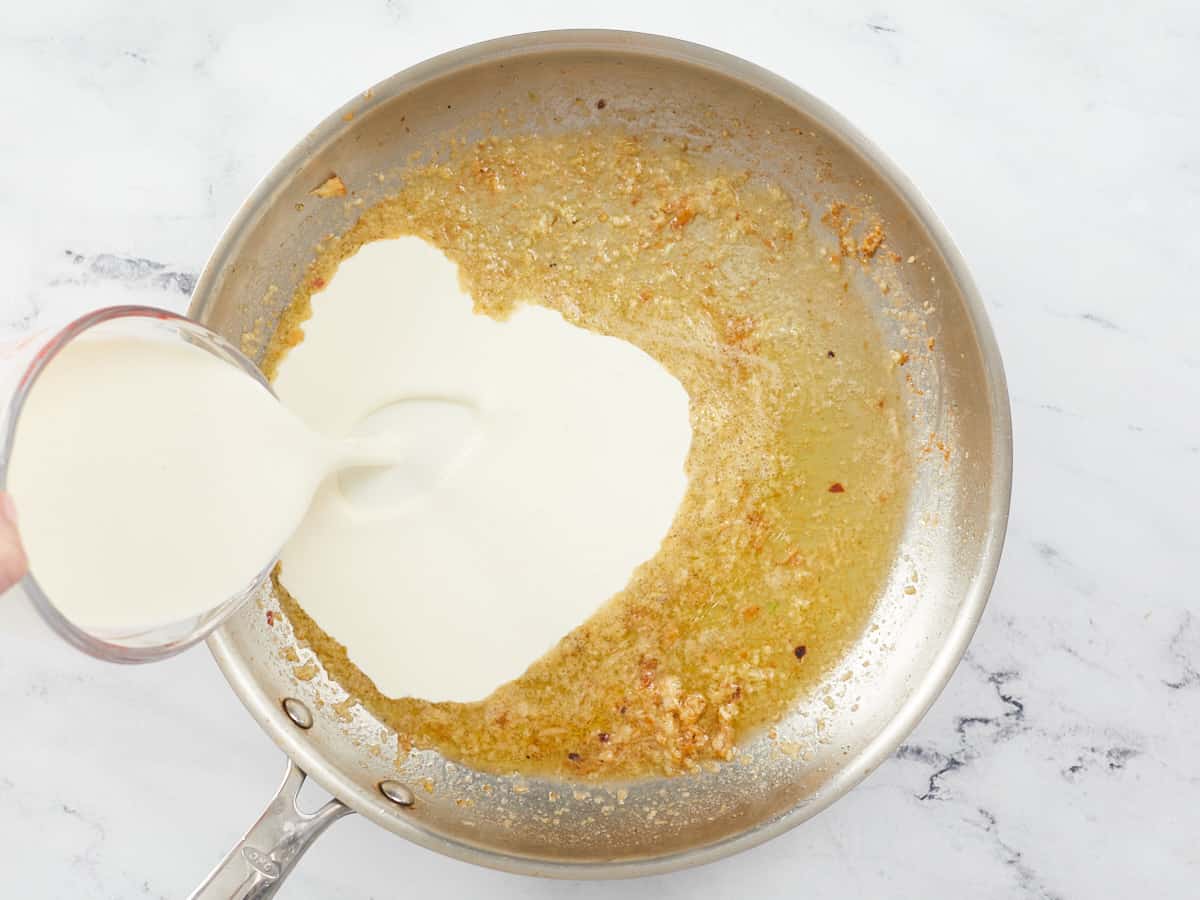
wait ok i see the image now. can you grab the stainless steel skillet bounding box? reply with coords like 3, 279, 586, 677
186, 30, 1012, 898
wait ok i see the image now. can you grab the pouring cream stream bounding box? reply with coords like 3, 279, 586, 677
7, 236, 692, 702
6, 334, 394, 636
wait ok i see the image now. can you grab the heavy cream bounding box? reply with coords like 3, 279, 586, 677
273, 236, 692, 703
7, 335, 331, 634
8, 236, 692, 704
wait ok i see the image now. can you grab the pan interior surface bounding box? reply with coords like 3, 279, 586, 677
197, 32, 1010, 877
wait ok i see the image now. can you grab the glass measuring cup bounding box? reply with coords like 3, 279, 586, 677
0, 305, 280, 663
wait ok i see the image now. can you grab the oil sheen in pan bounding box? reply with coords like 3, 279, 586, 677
187, 30, 1011, 890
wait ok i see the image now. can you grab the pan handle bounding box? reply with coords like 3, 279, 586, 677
188, 758, 353, 900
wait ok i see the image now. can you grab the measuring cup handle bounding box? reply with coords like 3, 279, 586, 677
188, 758, 352, 900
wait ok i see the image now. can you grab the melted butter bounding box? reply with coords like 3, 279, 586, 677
269, 130, 911, 779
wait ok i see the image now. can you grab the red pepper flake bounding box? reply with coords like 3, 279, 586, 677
311, 277, 326, 290
265, 610, 275, 627
598, 732, 610, 743
828, 482, 845, 493
793, 645, 807, 660
567, 752, 582, 762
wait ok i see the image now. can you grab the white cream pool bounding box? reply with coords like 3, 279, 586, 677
273, 236, 693, 703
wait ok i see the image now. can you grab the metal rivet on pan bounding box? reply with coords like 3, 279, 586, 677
282, 697, 314, 730
379, 780, 415, 807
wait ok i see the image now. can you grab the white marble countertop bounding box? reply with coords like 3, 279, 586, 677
2, 2, 1197, 897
